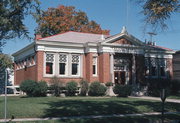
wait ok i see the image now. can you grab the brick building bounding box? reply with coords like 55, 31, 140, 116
12, 27, 174, 86
173, 51, 180, 80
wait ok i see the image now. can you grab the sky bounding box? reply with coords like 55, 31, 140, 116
2, 0, 180, 55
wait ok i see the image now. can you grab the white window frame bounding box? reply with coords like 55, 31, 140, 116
92, 56, 98, 76
71, 54, 81, 77
44, 52, 55, 77
58, 53, 68, 76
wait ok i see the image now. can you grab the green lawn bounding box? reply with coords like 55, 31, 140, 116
0, 96, 180, 119
167, 93, 180, 99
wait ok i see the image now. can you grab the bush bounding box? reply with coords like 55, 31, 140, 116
170, 79, 180, 95
66, 81, 78, 96
50, 76, 64, 96
88, 81, 107, 96
113, 84, 132, 97
36, 81, 48, 97
105, 82, 113, 87
80, 80, 89, 96
146, 78, 170, 97
20, 80, 48, 97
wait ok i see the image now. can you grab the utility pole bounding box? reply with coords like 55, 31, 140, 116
4, 68, 8, 122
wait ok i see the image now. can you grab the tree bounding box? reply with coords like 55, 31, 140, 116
139, 0, 180, 31
0, 53, 13, 69
36, 5, 110, 37
0, 53, 13, 94
0, 0, 40, 51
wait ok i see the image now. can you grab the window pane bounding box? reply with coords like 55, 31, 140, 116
160, 67, 165, 76
46, 62, 53, 74
151, 67, 156, 76
59, 63, 65, 75
72, 63, 78, 75
93, 65, 96, 74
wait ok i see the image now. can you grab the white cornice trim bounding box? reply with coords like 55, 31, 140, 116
36, 40, 84, 47
12, 42, 35, 56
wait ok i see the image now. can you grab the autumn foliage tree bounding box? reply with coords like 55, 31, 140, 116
36, 5, 109, 37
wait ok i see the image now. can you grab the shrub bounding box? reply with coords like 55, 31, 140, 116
66, 81, 78, 96
113, 84, 132, 97
170, 79, 180, 95
88, 81, 107, 96
50, 76, 64, 96
105, 82, 113, 87
146, 78, 170, 97
20, 80, 48, 97
20, 80, 37, 96
36, 81, 48, 97
80, 80, 89, 96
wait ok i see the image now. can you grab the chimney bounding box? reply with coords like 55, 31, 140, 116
101, 34, 105, 40
35, 34, 42, 40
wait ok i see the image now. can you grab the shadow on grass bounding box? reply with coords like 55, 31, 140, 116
124, 100, 180, 112
42, 99, 139, 118
41, 97, 180, 118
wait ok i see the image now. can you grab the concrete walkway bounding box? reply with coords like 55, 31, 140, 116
129, 96, 180, 103
0, 112, 179, 122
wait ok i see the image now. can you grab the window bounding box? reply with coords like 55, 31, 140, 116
159, 59, 166, 77
150, 58, 157, 76
92, 57, 97, 76
59, 54, 67, 75
71, 55, 79, 75
46, 54, 54, 74
145, 58, 149, 76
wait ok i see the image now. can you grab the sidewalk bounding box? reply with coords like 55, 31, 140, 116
0, 112, 179, 122
129, 96, 180, 103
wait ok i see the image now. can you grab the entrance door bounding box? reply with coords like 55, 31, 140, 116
114, 71, 126, 85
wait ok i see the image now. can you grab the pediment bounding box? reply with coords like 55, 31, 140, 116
112, 38, 133, 45
102, 33, 144, 46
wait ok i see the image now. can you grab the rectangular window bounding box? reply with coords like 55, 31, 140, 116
160, 67, 165, 76
59, 54, 67, 75
145, 58, 149, 76
46, 54, 54, 75
159, 59, 166, 77
150, 58, 157, 77
151, 67, 156, 76
72, 63, 78, 75
93, 57, 97, 76
46, 62, 53, 74
71, 55, 79, 75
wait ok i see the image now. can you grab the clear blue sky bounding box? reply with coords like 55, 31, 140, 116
3, 0, 180, 54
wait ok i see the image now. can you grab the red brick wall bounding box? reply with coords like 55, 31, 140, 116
85, 53, 99, 82
136, 55, 145, 83
167, 58, 173, 79
99, 53, 110, 83
14, 65, 36, 85
36, 51, 44, 82
113, 38, 132, 45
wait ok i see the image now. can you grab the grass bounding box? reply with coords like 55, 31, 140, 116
0, 96, 180, 119
167, 93, 180, 99
9, 114, 180, 123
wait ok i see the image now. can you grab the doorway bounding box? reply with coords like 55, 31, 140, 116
114, 71, 126, 85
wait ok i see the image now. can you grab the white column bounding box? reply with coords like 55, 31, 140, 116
132, 54, 136, 85
110, 53, 114, 84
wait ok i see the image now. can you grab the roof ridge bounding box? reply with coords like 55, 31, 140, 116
38, 31, 110, 40
38, 31, 72, 40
